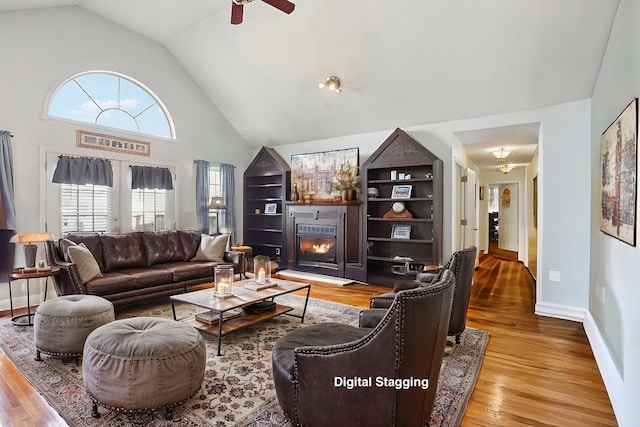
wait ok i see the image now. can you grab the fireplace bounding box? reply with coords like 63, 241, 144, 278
285, 202, 365, 281
296, 224, 338, 269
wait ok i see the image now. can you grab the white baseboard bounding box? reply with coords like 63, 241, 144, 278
534, 301, 585, 322
583, 311, 623, 423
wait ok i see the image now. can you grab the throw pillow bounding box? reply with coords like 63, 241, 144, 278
191, 234, 229, 262
68, 243, 103, 284
60, 238, 77, 262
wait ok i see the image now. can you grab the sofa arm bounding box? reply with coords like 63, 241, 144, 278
358, 308, 387, 328
44, 240, 87, 296
224, 251, 245, 275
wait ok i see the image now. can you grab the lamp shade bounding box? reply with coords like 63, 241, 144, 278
9, 233, 55, 243
208, 196, 226, 210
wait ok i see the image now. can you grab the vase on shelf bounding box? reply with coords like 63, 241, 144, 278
342, 189, 356, 201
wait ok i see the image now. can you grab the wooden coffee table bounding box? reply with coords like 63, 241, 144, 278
170, 278, 311, 356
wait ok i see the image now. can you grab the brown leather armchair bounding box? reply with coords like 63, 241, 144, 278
271, 270, 455, 427
370, 246, 477, 344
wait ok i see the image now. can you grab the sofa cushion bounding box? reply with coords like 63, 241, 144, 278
191, 234, 229, 262
66, 233, 104, 272
141, 232, 172, 266
84, 273, 139, 297
150, 262, 214, 282
178, 231, 201, 261
101, 233, 145, 272
166, 231, 186, 262
67, 243, 103, 284
115, 267, 174, 288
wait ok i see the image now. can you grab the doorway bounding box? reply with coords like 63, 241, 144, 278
488, 183, 518, 260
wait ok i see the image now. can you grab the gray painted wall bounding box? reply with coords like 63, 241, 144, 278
590, 0, 639, 423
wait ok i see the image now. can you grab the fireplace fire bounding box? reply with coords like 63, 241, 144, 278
296, 224, 337, 266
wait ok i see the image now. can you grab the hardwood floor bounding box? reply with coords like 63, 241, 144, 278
0, 254, 617, 426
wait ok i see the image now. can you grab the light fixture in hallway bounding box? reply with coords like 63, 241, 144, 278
492, 147, 512, 162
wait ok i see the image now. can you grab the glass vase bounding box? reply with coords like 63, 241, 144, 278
214, 265, 234, 298
253, 259, 271, 284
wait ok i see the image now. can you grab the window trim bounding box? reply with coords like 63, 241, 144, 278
42, 70, 177, 141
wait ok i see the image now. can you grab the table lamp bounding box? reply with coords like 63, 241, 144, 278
208, 196, 227, 235
9, 233, 55, 268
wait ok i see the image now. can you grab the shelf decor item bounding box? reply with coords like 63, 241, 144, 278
391, 184, 412, 199
600, 98, 638, 246
253, 255, 272, 284
391, 225, 411, 239
214, 265, 234, 298
265, 203, 277, 214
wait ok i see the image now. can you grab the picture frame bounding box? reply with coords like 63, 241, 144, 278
264, 203, 277, 214
391, 225, 411, 239
291, 147, 359, 201
600, 98, 638, 246
391, 184, 412, 199
77, 130, 151, 157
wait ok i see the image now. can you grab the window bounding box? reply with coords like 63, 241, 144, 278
48, 71, 175, 139
60, 184, 112, 234
208, 164, 222, 233
131, 189, 167, 231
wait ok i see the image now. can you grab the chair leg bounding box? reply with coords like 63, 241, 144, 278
455, 333, 461, 344
35, 350, 42, 361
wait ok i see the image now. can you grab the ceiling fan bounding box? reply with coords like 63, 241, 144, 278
231, 0, 295, 25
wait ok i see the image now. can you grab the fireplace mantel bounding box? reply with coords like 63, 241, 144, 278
284, 202, 365, 281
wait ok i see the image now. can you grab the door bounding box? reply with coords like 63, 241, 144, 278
460, 168, 477, 249
498, 183, 518, 252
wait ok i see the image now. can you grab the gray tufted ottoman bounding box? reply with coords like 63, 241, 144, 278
34, 295, 115, 361
83, 317, 206, 419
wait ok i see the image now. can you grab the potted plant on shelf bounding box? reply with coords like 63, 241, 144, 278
333, 163, 360, 201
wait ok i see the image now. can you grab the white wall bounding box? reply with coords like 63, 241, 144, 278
0, 7, 253, 308
588, 0, 640, 423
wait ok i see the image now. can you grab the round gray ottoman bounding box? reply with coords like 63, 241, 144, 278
83, 317, 206, 419
34, 295, 115, 361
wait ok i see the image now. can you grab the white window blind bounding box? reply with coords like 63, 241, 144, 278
131, 189, 166, 231
60, 183, 112, 234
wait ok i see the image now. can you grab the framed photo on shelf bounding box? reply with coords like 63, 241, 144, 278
264, 203, 277, 214
391, 184, 412, 199
391, 225, 411, 239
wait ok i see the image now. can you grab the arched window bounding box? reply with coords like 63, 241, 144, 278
48, 71, 175, 139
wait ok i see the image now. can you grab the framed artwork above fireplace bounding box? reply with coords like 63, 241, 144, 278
291, 147, 359, 201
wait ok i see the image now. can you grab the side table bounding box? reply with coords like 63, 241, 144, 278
230, 245, 253, 279
8, 267, 60, 326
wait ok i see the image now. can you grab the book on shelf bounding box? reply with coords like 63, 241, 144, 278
195, 309, 241, 325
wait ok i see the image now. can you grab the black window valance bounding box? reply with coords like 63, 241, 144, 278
130, 165, 173, 190
52, 155, 114, 187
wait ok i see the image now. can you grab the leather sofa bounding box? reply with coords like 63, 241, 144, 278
44, 230, 244, 307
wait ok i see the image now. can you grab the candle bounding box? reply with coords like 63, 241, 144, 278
257, 269, 266, 283
218, 279, 229, 294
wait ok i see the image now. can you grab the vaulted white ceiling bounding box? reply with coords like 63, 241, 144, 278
0, 0, 620, 164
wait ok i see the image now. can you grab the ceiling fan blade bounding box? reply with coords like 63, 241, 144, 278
262, 0, 295, 14
231, 2, 244, 24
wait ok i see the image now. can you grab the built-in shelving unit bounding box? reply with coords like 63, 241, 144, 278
362, 128, 443, 286
243, 147, 291, 262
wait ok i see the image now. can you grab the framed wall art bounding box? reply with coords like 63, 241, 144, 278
600, 98, 638, 246
77, 130, 151, 157
291, 147, 359, 200
264, 203, 277, 214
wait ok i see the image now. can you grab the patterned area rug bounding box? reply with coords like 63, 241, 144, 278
0, 294, 488, 427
